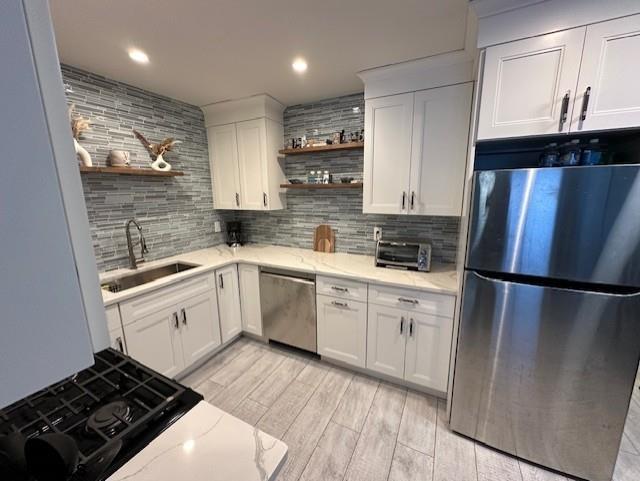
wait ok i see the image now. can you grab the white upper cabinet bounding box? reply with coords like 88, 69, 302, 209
573, 14, 640, 132
217, 264, 243, 343
363, 85, 472, 216
236, 119, 268, 210
203, 95, 285, 211
209, 123, 241, 209
478, 27, 586, 140
238, 264, 262, 336
409, 83, 473, 216
363, 93, 414, 214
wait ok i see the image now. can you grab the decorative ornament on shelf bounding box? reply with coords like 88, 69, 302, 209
133, 130, 181, 172
68, 103, 93, 167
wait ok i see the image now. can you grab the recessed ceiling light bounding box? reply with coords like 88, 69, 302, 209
128, 49, 149, 64
292, 58, 307, 73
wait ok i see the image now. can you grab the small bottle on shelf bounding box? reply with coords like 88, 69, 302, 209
323, 171, 330, 184
308, 171, 315, 183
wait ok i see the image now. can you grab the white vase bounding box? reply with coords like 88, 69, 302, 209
150, 153, 172, 172
74, 138, 93, 167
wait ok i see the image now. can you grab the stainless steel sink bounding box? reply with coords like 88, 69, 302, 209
101, 262, 199, 293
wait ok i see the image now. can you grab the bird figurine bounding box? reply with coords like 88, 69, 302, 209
133, 129, 181, 172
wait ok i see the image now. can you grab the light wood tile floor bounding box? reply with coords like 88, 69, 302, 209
181, 337, 640, 481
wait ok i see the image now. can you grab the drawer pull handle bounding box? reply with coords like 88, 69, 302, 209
116, 336, 124, 353
219, 273, 224, 289
181, 308, 187, 326
559, 90, 570, 131
332, 300, 348, 308
398, 297, 419, 305
409, 318, 414, 337
400, 316, 405, 334
580, 86, 591, 121
331, 286, 349, 293
173, 312, 180, 329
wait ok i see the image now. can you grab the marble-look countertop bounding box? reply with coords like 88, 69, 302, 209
101, 244, 459, 306
107, 401, 287, 481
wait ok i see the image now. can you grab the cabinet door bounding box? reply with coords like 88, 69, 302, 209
124, 305, 184, 378
238, 264, 262, 336
409, 83, 472, 216
217, 264, 242, 343
208, 124, 241, 209
363, 93, 414, 214
366, 304, 406, 378
404, 313, 453, 392
179, 290, 222, 366
108, 328, 127, 355
477, 27, 585, 140
317, 295, 367, 368
572, 14, 640, 132
236, 119, 267, 210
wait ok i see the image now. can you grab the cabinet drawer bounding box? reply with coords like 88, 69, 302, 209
317, 276, 368, 302
369, 284, 455, 318
120, 272, 217, 326
105, 304, 122, 332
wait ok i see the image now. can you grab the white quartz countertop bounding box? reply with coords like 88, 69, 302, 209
107, 401, 287, 481
101, 244, 458, 306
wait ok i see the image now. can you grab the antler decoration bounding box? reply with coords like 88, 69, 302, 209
68, 103, 91, 140
133, 129, 181, 157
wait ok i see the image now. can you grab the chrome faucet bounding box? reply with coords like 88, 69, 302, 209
125, 219, 148, 269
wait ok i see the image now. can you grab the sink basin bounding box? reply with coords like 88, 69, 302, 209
102, 262, 199, 293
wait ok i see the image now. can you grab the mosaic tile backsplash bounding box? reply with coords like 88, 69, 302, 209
234, 94, 460, 264
62, 65, 226, 271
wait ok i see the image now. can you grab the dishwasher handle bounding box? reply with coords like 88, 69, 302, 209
260, 271, 316, 286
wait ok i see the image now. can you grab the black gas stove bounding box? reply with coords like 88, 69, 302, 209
0, 348, 202, 481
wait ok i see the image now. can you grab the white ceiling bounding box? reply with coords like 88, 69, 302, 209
50, 0, 471, 107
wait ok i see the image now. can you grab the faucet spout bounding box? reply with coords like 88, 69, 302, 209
126, 219, 148, 269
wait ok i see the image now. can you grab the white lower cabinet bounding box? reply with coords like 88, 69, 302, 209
124, 304, 185, 378
366, 286, 455, 392
317, 294, 367, 368
119, 273, 221, 378
366, 304, 407, 378
216, 264, 243, 343
404, 312, 453, 392
106, 305, 127, 354
238, 264, 262, 336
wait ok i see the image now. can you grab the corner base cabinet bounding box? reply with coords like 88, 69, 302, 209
217, 264, 243, 343
119, 274, 222, 378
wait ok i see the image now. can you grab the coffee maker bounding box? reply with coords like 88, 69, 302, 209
226, 221, 243, 247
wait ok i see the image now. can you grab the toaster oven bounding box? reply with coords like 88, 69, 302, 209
375, 240, 432, 272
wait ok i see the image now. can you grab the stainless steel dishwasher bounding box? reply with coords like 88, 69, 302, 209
260, 267, 316, 353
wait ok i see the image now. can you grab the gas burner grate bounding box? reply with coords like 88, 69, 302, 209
0, 348, 184, 463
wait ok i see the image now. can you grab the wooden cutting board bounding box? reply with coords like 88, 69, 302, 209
313, 224, 335, 253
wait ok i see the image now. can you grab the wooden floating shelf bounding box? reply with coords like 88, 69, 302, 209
280, 182, 363, 190
279, 141, 364, 155
79, 166, 184, 177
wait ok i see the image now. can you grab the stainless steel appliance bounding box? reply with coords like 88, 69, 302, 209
450, 165, 640, 481
260, 268, 317, 353
375, 240, 432, 271
0, 348, 202, 480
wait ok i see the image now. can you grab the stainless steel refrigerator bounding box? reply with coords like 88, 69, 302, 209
450, 164, 640, 481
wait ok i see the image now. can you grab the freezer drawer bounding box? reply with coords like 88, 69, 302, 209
260, 269, 316, 353
467, 165, 640, 286
450, 271, 640, 481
